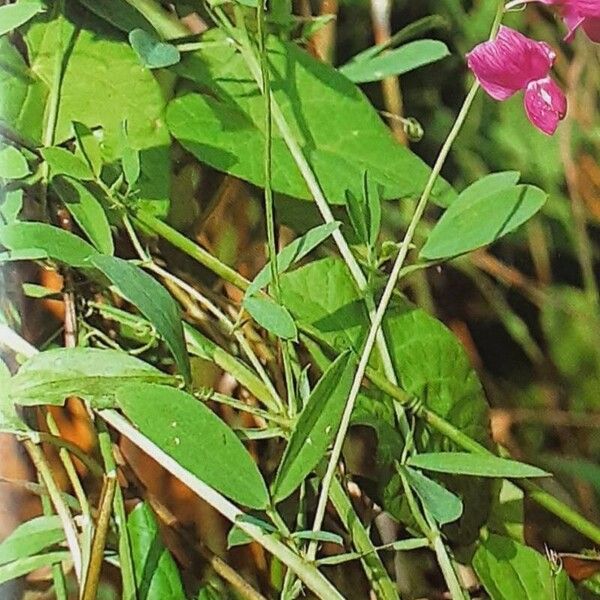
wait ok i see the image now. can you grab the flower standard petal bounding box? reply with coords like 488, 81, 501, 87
523, 76, 568, 135
467, 26, 555, 100
573, 0, 600, 18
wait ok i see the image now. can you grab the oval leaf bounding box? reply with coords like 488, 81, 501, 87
406, 453, 550, 479
421, 184, 547, 260
401, 466, 463, 526
91, 255, 191, 384
117, 383, 270, 509
244, 296, 297, 340
0, 146, 30, 179
273, 351, 356, 502
9, 348, 173, 408
129, 29, 181, 69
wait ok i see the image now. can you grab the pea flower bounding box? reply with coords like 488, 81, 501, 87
466, 26, 567, 135
510, 0, 600, 42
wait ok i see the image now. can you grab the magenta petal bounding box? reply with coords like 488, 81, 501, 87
523, 77, 567, 135
467, 26, 555, 100
582, 15, 600, 40
574, 0, 600, 18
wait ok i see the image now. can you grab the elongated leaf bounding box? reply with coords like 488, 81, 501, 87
168, 30, 455, 206
0, 222, 98, 267
0, 552, 69, 585
91, 256, 191, 384
72, 121, 102, 177
52, 177, 114, 254
0, 1, 44, 36
473, 534, 578, 600
245, 222, 340, 297
227, 516, 276, 549
127, 502, 185, 600
401, 466, 463, 526
9, 348, 173, 408
273, 351, 356, 502
406, 453, 550, 478
117, 383, 269, 509
0, 146, 30, 179
340, 40, 450, 84
41, 146, 94, 181
421, 184, 547, 260
244, 296, 297, 340
291, 530, 344, 545
0, 517, 64, 566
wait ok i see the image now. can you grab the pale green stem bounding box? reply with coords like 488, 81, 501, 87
309, 0, 505, 568
99, 409, 344, 600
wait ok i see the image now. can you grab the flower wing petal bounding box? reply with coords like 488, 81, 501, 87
523, 77, 567, 135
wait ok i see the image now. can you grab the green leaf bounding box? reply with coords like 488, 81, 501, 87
273, 351, 356, 502
245, 222, 340, 298
0, 552, 69, 586
52, 177, 114, 254
244, 296, 297, 340
40, 146, 94, 180
2, 9, 171, 215
167, 30, 455, 206
0, 1, 44, 36
473, 534, 579, 600
406, 453, 550, 478
117, 384, 270, 509
129, 28, 181, 69
291, 530, 344, 545
227, 515, 276, 549
280, 257, 493, 543
487, 480, 524, 542
340, 40, 450, 84
0, 189, 23, 224
421, 184, 547, 260
127, 502, 186, 600
0, 146, 30, 179
0, 222, 99, 267
400, 466, 463, 526
91, 256, 191, 384
72, 121, 102, 178
0, 516, 64, 566
9, 348, 173, 408
443, 170, 520, 208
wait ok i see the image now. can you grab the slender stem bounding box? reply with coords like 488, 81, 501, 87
329, 478, 399, 600
309, 0, 505, 565
97, 422, 137, 600
150, 263, 284, 413
24, 439, 83, 582
81, 475, 117, 600
257, 0, 296, 414
39, 478, 69, 600
122, 0, 189, 38
45, 412, 92, 522
99, 409, 344, 599
133, 210, 251, 292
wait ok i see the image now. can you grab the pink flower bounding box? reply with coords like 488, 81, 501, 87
536, 0, 600, 41
467, 26, 567, 135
